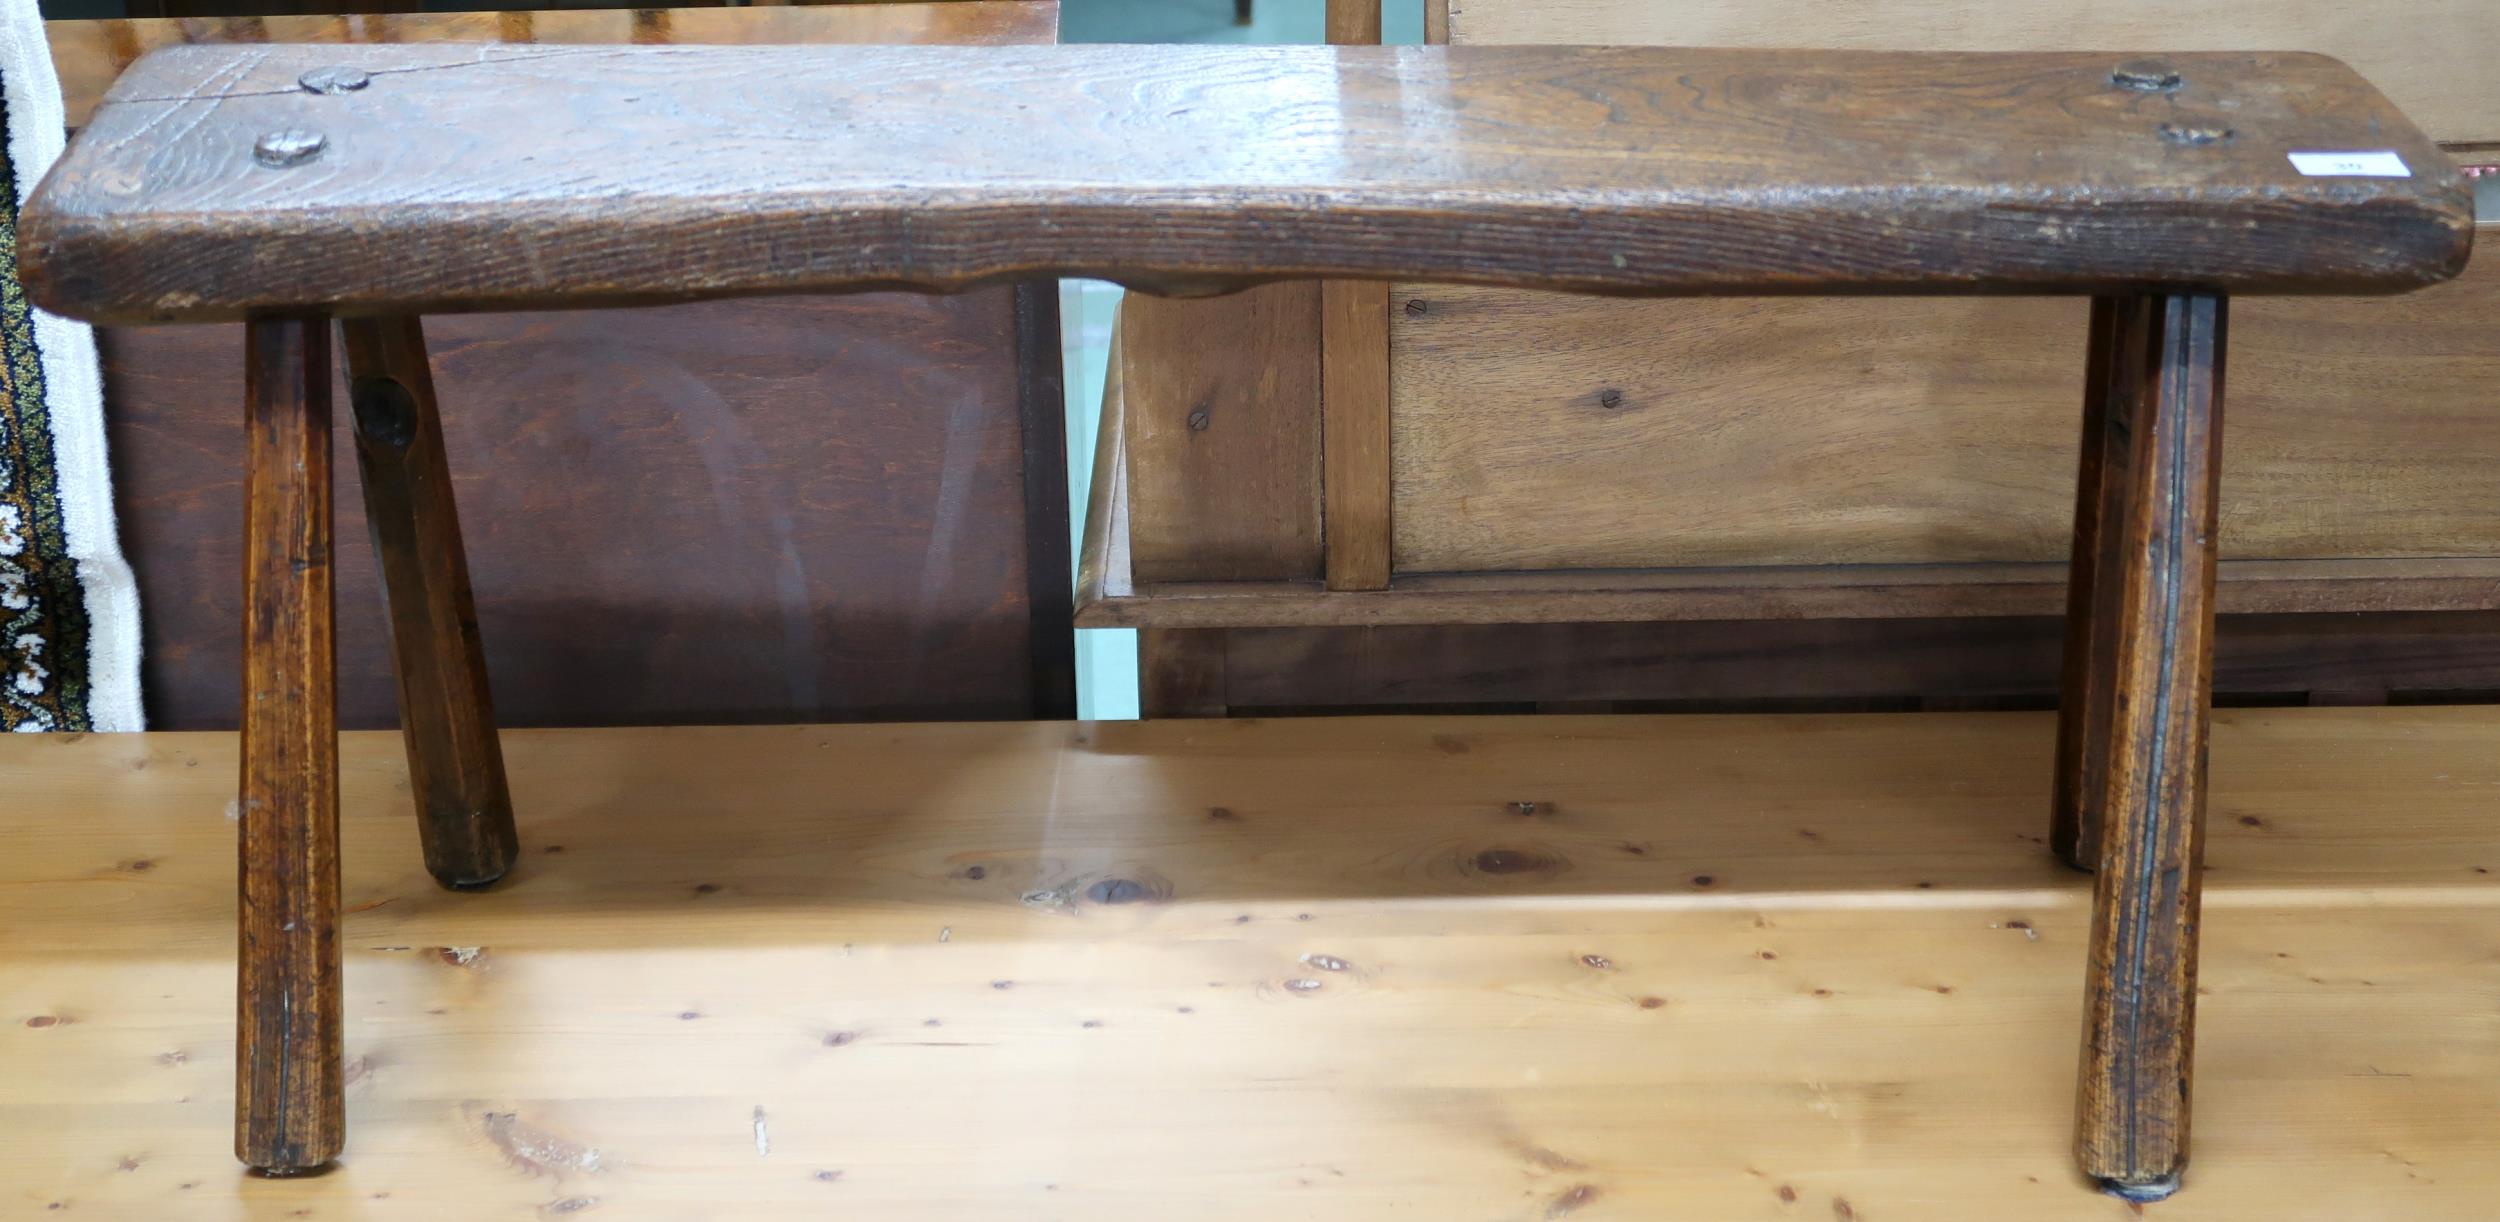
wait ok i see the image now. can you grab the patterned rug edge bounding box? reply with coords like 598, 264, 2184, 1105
0, 4, 138, 732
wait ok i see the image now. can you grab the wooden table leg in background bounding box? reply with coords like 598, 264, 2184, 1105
236, 316, 346, 1173
341, 316, 519, 890
2072, 294, 2228, 1202
2052, 297, 2132, 871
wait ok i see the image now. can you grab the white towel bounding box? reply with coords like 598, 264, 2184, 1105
0, 4, 140, 732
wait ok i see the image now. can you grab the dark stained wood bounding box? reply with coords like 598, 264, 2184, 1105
2073, 294, 2228, 1200
235, 316, 343, 1173
2053, 298, 2127, 870
1199, 611, 2500, 712
1322, 281, 1393, 590
24, 45, 2470, 324
103, 294, 1046, 732
1120, 287, 1325, 584
339, 315, 518, 890
1012, 281, 1076, 721
45, 5, 1066, 129
1078, 555, 2500, 628
1138, 629, 1228, 718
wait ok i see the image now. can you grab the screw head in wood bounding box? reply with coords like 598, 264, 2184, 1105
252, 129, 327, 168
2111, 61, 2183, 93
2157, 122, 2234, 147
297, 66, 371, 95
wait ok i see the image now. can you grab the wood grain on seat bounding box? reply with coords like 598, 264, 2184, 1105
23, 44, 2472, 323
1443, 0, 2499, 146
44, 5, 1063, 130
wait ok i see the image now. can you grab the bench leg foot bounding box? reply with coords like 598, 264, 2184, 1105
341, 316, 518, 891
2052, 297, 2133, 872
237, 317, 345, 1173
2099, 1172, 2185, 1204
2072, 294, 2227, 1197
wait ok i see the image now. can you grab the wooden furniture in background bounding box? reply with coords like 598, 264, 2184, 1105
1318, 0, 1391, 592
23, 43, 2468, 1197
1097, 0, 2500, 717
42, 3, 1071, 733
9, 708, 2500, 1216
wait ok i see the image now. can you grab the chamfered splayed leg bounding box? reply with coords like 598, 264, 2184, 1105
236, 316, 346, 1172
2072, 293, 2228, 1201
2053, 297, 2139, 871
341, 316, 519, 891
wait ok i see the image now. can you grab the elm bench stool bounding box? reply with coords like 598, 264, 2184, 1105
20, 41, 2470, 1198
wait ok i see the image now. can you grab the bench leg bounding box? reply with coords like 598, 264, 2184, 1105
2071, 294, 2227, 1202
341, 316, 518, 890
2052, 297, 2134, 870
237, 317, 345, 1172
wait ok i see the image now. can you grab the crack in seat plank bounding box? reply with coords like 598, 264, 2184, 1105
21, 43, 2473, 324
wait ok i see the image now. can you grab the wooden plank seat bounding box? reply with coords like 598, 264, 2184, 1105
21, 44, 2470, 320
18, 41, 2472, 1198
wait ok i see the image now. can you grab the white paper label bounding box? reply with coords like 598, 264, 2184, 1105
2287, 150, 2411, 177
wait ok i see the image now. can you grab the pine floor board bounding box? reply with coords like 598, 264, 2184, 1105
4, 708, 2496, 1218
